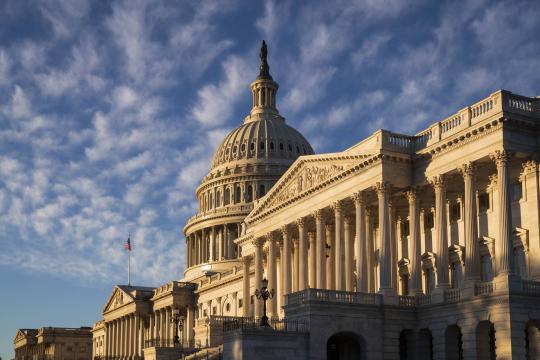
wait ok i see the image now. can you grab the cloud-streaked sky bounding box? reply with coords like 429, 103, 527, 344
1, 0, 539, 357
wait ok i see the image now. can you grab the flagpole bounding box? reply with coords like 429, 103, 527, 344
128, 249, 131, 286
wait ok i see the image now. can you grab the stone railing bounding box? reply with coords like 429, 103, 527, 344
398, 295, 416, 308
143, 338, 199, 349
285, 288, 382, 306
222, 317, 308, 333
186, 204, 253, 225
444, 288, 461, 303
522, 280, 540, 295
475, 281, 494, 296
196, 315, 249, 327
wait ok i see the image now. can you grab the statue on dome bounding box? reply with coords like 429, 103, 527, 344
259, 40, 272, 79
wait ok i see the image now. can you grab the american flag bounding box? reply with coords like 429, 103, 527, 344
124, 236, 132, 252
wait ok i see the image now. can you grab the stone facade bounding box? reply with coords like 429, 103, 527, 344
92, 43, 540, 359
14, 327, 92, 360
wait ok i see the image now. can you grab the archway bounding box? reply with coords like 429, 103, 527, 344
476, 321, 495, 360
445, 325, 463, 360
526, 320, 540, 359
327, 332, 363, 360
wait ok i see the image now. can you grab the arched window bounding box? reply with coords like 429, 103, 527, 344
235, 185, 241, 203
224, 188, 230, 205
250, 142, 255, 151
279, 142, 284, 150
209, 193, 213, 209
259, 184, 266, 197
260, 141, 265, 150
270, 142, 274, 150
246, 185, 253, 202
216, 190, 221, 207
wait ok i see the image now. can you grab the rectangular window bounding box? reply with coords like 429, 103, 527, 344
450, 203, 461, 222
478, 193, 490, 212
212, 306, 217, 314
424, 212, 434, 230
238, 299, 243, 308
511, 182, 522, 202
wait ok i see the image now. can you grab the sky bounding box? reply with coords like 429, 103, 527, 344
0, 0, 539, 358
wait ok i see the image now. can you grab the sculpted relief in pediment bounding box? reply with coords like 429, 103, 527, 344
268, 163, 351, 208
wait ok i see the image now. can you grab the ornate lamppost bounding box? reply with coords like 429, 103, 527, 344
255, 277, 274, 327
170, 307, 181, 346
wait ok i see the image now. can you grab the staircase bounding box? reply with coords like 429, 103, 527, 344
183, 345, 223, 360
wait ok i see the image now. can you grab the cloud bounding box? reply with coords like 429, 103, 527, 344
351, 33, 391, 69
190, 55, 250, 126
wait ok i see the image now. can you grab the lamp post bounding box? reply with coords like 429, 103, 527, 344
171, 307, 181, 346
255, 277, 274, 327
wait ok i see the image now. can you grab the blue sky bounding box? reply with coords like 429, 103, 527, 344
0, 0, 539, 357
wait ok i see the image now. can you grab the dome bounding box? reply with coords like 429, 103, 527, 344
211, 114, 314, 169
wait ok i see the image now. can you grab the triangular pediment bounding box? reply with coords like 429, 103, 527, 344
14, 329, 32, 343
246, 152, 376, 223
102, 286, 135, 314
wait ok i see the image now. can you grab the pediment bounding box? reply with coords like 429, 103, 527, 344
246, 153, 375, 223
14, 329, 31, 343
103, 286, 134, 314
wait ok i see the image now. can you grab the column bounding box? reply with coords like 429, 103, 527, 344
432, 175, 450, 288
267, 232, 277, 318
354, 192, 367, 292
195, 232, 199, 265
389, 200, 397, 291
210, 226, 215, 261
344, 216, 353, 291
377, 182, 392, 293
253, 238, 264, 318
186, 237, 191, 267
227, 225, 234, 258
315, 209, 326, 288
217, 228, 223, 260
112, 320, 116, 356
165, 308, 170, 341
187, 306, 195, 345
276, 251, 282, 314
297, 218, 308, 290
134, 315, 140, 357
281, 226, 291, 295
333, 201, 344, 290
149, 313, 154, 342
407, 189, 422, 294
308, 231, 316, 288
120, 317, 125, 357
326, 224, 335, 290
366, 209, 374, 292
460, 163, 481, 281
242, 256, 251, 317
492, 150, 515, 276
293, 237, 299, 291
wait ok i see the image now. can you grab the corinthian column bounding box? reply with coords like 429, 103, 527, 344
308, 231, 316, 288
314, 209, 326, 288
407, 189, 422, 294
267, 232, 277, 318
344, 216, 353, 291
432, 175, 449, 288
491, 150, 515, 276
292, 237, 299, 291
281, 226, 291, 295
459, 163, 481, 281
253, 238, 264, 318
326, 224, 334, 290
242, 256, 251, 317
376, 182, 392, 293
333, 201, 344, 291
297, 218, 308, 290
353, 192, 367, 292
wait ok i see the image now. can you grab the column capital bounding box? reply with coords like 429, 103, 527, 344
344, 216, 352, 225
521, 159, 538, 176
405, 188, 418, 203
295, 217, 306, 228
266, 231, 276, 242
325, 223, 334, 232
352, 191, 365, 205
430, 175, 446, 190
331, 200, 343, 213
374, 181, 390, 195
307, 231, 315, 241
280, 225, 289, 237
312, 209, 324, 221
458, 162, 476, 178
488, 173, 498, 189
252, 237, 265, 248
490, 149, 512, 167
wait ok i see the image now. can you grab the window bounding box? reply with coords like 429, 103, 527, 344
260, 141, 265, 149
270, 142, 274, 150
288, 144, 292, 151
226, 303, 231, 312
251, 295, 254, 304
216, 191, 221, 207
224, 188, 230, 205
238, 299, 243, 308
235, 185, 241, 203
279, 142, 284, 150
450, 203, 461, 222
401, 221, 410, 236
241, 143, 245, 152
213, 306, 217, 314
512, 182, 522, 202
203, 309, 208, 317
296, 146, 300, 153
424, 212, 434, 230
250, 142, 255, 151
478, 193, 490, 212
246, 185, 253, 202
259, 184, 266, 197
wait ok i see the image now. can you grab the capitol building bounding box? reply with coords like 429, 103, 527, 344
91, 43, 540, 360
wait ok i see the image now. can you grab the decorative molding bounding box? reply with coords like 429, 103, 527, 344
458, 162, 475, 178
490, 149, 512, 167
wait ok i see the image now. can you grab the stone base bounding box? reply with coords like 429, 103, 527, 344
142, 346, 184, 360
